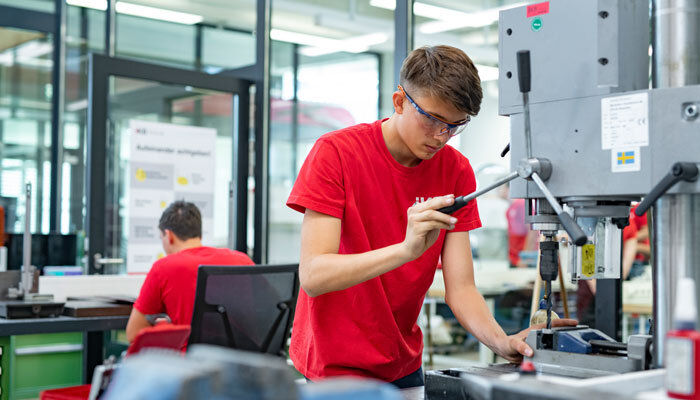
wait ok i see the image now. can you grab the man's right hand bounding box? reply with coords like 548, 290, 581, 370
401, 194, 457, 260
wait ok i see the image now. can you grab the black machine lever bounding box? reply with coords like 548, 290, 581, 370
517, 50, 531, 94
500, 143, 510, 157
635, 162, 699, 216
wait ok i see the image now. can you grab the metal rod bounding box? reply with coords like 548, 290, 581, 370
22, 183, 32, 294
461, 171, 519, 204
530, 172, 564, 214
523, 93, 532, 158
545, 280, 552, 329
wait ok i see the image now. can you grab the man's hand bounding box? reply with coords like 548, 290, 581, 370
496, 318, 579, 363
401, 194, 457, 260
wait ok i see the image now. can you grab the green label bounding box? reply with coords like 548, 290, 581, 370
531, 17, 543, 32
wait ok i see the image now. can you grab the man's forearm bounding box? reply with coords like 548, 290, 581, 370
301, 243, 412, 297
446, 285, 508, 354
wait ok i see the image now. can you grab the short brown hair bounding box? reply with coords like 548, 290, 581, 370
399, 45, 482, 116
158, 200, 202, 240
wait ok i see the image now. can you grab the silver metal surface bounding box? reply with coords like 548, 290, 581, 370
652, 0, 700, 88
21, 184, 32, 295
93, 254, 125, 266
650, 0, 700, 368
15, 343, 83, 356
463, 171, 519, 204
530, 173, 564, 215
523, 93, 532, 158
652, 195, 700, 366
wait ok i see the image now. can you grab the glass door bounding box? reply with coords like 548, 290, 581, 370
87, 55, 250, 274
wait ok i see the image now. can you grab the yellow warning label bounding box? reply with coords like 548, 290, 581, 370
582, 244, 596, 277
135, 168, 146, 182
177, 176, 188, 185
160, 201, 167, 209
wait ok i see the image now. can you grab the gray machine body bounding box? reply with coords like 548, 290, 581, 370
499, 0, 700, 199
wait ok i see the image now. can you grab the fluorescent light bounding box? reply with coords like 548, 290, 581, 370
420, 3, 526, 33
116, 2, 202, 24
66, 0, 203, 25
66, 0, 107, 10
475, 64, 498, 81
370, 0, 527, 31
300, 33, 388, 57
270, 29, 337, 47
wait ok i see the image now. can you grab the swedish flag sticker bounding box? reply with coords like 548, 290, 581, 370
612, 147, 641, 172
617, 151, 635, 165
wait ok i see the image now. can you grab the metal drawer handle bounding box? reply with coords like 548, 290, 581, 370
15, 343, 83, 356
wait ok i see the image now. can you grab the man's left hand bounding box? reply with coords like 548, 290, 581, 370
497, 318, 578, 363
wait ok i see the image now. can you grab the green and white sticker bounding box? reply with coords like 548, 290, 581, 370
531, 17, 543, 31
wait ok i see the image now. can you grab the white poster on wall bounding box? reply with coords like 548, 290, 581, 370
127, 120, 217, 273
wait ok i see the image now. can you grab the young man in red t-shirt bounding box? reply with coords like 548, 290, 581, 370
126, 201, 253, 343
287, 46, 576, 387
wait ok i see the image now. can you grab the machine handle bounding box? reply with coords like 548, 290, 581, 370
557, 212, 588, 246
500, 143, 510, 157
437, 171, 520, 215
517, 50, 531, 93
635, 162, 699, 216
530, 172, 588, 246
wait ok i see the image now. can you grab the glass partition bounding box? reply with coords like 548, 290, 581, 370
0, 26, 53, 233
267, 0, 394, 263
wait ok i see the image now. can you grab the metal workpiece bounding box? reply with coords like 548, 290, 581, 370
524, 328, 650, 377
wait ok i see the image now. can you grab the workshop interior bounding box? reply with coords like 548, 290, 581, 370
0, 0, 697, 399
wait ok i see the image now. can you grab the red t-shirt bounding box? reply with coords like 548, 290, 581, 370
286, 119, 481, 382
134, 246, 254, 326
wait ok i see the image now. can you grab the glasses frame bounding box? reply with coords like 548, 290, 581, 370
398, 85, 470, 137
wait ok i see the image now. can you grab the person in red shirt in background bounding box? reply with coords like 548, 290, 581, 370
576, 213, 639, 326
126, 201, 254, 343
630, 204, 650, 278
287, 45, 576, 388
506, 198, 539, 268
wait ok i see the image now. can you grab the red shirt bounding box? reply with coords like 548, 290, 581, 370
506, 199, 528, 266
287, 119, 481, 382
134, 246, 254, 326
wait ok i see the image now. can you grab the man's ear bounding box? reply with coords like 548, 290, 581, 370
392, 91, 405, 114
164, 229, 175, 244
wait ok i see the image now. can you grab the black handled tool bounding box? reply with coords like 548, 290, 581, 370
636, 162, 699, 216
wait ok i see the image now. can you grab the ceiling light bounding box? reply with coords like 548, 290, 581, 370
270, 29, 337, 48
300, 33, 388, 57
370, 0, 527, 31
66, 0, 107, 10
66, 0, 203, 25
116, 2, 203, 25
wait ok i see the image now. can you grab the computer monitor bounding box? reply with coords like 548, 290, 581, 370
6, 233, 77, 271
188, 264, 299, 357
